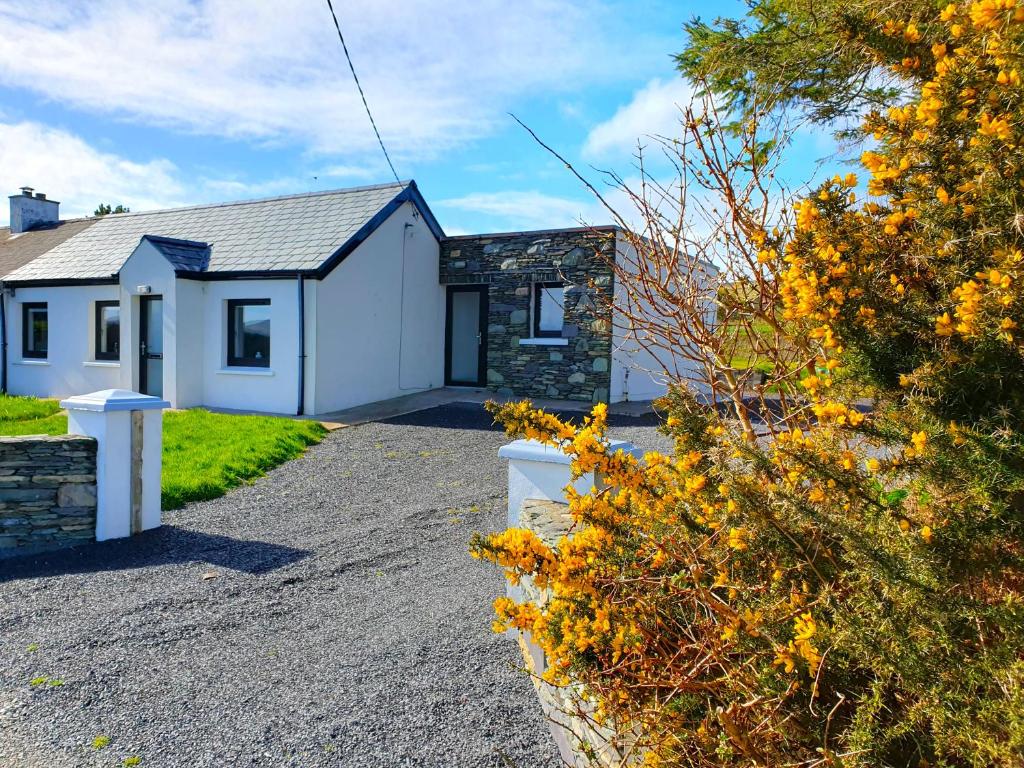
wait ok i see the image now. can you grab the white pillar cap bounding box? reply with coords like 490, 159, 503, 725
498, 437, 642, 465
60, 389, 171, 413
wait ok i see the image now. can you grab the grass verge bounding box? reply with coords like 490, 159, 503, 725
0, 396, 327, 509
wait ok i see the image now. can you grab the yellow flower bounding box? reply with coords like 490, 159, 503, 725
911, 430, 928, 453
866, 458, 881, 472
935, 312, 955, 336
727, 527, 749, 551
921, 525, 934, 544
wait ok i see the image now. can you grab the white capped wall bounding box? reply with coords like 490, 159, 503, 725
609, 233, 718, 403
7, 284, 121, 399
312, 200, 444, 414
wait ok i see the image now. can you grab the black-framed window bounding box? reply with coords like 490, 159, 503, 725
22, 302, 47, 359
227, 299, 271, 367
95, 301, 120, 361
533, 282, 565, 338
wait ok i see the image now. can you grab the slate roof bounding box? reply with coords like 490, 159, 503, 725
2, 181, 441, 283
142, 235, 210, 273
0, 219, 100, 279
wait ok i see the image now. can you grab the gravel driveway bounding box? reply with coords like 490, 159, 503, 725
0, 402, 665, 768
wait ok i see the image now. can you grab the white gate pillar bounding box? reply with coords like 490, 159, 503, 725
498, 437, 643, 527
60, 389, 170, 541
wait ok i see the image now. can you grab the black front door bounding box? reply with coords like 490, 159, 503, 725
138, 295, 163, 398
445, 285, 488, 386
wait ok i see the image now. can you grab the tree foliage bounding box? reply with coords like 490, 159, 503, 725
473, 2, 1024, 765
93, 203, 129, 216
677, 0, 932, 132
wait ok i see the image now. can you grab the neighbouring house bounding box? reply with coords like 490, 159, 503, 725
0, 184, 713, 414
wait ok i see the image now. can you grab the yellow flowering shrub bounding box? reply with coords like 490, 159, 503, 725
472, 3, 1024, 766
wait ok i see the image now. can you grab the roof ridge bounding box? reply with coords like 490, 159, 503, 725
99, 180, 411, 220
141, 234, 210, 248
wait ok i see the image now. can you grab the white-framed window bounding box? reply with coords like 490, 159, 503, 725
533, 282, 564, 338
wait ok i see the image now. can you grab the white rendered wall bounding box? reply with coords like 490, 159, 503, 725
7, 284, 122, 399
609, 234, 718, 403
121, 239, 301, 414
312, 201, 444, 414
199, 278, 301, 415
173, 279, 205, 408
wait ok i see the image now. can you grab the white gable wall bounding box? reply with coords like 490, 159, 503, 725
7, 284, 121, 398
609, 234, 718, 402
118, 239, 181, 404
312, 200, 444, 414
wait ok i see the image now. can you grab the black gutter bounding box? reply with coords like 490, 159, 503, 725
297, 274, 305, 416
176, 269, 317, 281
3, 276, 118, 289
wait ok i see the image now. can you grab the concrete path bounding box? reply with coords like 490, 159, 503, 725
311, 387, 657, 428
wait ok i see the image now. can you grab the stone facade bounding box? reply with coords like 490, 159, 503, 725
0, 434, 98, 556
440, 228, 617, 403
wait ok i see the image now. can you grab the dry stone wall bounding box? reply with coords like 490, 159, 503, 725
516, 497, 636, 767
0, 434, 97, 556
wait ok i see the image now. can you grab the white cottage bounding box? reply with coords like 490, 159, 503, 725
0, 183, 716, 414
0, 183, 446, 415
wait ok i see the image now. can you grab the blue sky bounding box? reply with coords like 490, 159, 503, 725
0, 0, 849, 233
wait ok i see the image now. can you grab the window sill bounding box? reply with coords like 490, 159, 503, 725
83, 360, 120, 368
14, 359, 49, 366
519, 338, 569, 346
217, 367, 274, 377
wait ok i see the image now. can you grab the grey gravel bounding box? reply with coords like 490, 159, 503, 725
0, 403, 666, 768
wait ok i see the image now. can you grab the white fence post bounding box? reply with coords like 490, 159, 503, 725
60, 389, 170, 541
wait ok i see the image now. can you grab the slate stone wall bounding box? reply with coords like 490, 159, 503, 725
440, 228, 616, 403
0, 434, 98, 556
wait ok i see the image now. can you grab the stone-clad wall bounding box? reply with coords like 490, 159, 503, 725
440, 228, 616, 403
0, 434, 98, 556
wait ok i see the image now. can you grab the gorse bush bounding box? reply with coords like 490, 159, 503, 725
472, 2, 1024, 766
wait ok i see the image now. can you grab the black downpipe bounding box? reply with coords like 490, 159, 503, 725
296, 274, 305, 416
1, 286, 8, 394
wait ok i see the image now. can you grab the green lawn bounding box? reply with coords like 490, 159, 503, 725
0, 395, 326, 509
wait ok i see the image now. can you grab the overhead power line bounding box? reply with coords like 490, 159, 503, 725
324, 0, 401, 183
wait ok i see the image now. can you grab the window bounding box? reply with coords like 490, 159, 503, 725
227, 299, 271, 367
22, 303, 47, 359
95, 301, 120, 361
533, 282, 564, 338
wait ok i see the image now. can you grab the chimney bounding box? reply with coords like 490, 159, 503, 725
9, 187, 60, 234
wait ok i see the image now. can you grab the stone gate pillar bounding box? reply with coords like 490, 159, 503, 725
60, 389, 169, 541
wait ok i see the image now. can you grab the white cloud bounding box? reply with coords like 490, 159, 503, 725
0, 0, 642, 162
0, 121, 186, 224
437, 191, 598, 231
583, 77, 694, 159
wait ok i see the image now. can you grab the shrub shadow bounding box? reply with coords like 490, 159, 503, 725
0, 525, 310, 582
384, 401, 663, 432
